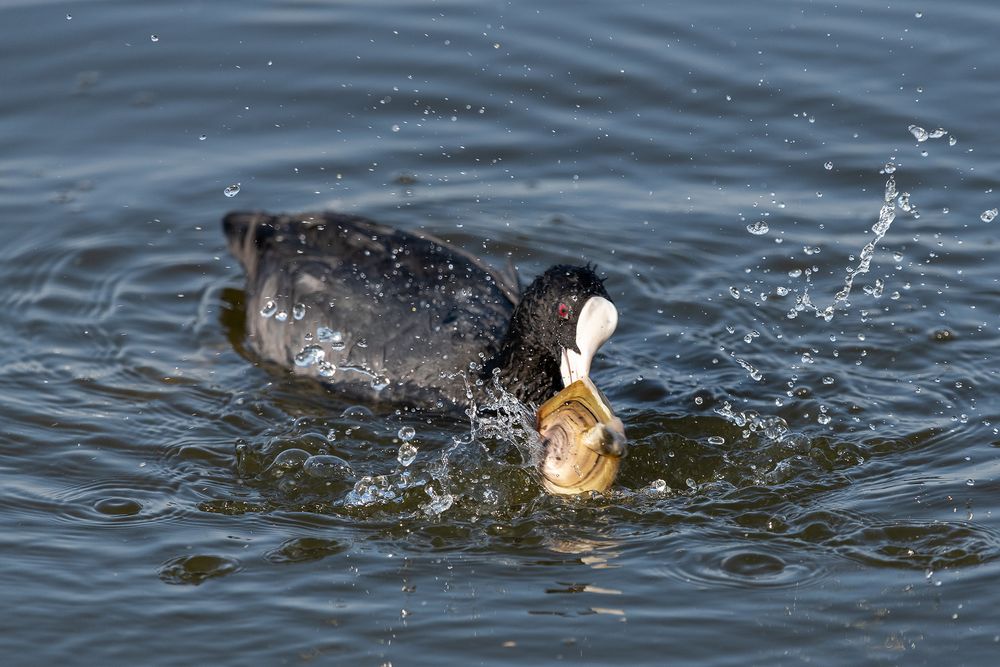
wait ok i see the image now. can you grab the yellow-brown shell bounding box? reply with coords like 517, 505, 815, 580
536, 377, 626, 495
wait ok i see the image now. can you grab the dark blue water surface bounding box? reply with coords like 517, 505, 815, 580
3, 0, 1000, 664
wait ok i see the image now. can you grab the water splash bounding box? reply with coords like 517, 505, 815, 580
829, 174, 898, 308
731, 354, 764, 382
397, 442, 418, 467
294, 345, 325, 368
423, 486, 454, 515
714, 401, 790, 442
794, 170, 900, 322
317, 327, 346, 350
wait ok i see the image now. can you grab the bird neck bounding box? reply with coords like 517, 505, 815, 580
486, 340, 562, 406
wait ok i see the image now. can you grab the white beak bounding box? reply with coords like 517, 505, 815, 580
560, 296, 618, 387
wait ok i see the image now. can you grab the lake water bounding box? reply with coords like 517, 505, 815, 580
3, 0, 999, 664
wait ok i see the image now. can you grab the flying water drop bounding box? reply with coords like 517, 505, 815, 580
397, 442, 418, 467
908, 125, 929, 142
224, 183, 241, 198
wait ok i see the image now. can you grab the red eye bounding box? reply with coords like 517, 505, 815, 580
557, 302, 571, 319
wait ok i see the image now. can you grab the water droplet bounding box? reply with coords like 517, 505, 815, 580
66, 13, 72, 20
316, 326, 336, 342
199, 134, 207, 141
776, 286, 789, 296
694, 396, 704, 405
908, 124, 929, 142
397, 442, 418, 467
371, 374, 390, 391
223, 183, 241, 198
648, 479, 668, 493
728, 286, 740, 300
817, 413, 832, 425
948, 135, 957, 146
292, 303, 306, 320
980, 208, 997, 223
317, 327, 346, 350
398, 426, 416, 442
915, 11, 923, 18
883, 162, 897, 174
824, 161, 833, 170
294, 345, 325, 367
391, 124, 400, 133
927, 128, 947, 139
822, 376, 835, 385
966, 479, 975, 487
259, 299, 277, 318
275, 310, 288, 322
746, 220, 769, 235
707, 435, 725, 445
318, 362, 337, 378
150, 34, 159, 42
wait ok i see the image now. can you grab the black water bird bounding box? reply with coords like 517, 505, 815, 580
223, 211, 617, 408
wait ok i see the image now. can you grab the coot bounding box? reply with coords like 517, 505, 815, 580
223, 211, 617, 408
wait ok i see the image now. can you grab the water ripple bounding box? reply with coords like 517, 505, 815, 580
42, 478, 189, 528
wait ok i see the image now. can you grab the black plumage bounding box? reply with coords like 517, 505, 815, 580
223, 211, 611, 407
